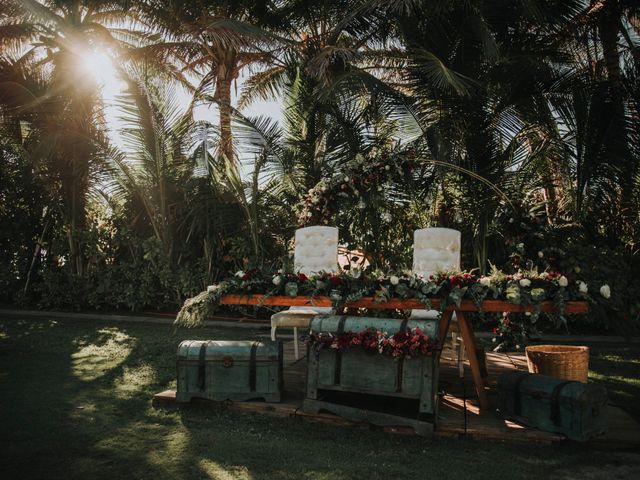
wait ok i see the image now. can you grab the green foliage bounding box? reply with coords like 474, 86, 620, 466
555, 243, 640, 335
0, 0, 638, 337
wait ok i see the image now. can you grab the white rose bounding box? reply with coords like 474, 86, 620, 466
357, 200, 366, 210
207, 285, 218, 293
479, 277, 491, 287
519, 279, 531, 288
558, 276, 568, 287
578, 281, 588, 294
540, 272, 549, 279
600, 284, 611, 299
381, 212, 392, 223
272, 275, 282, 286
538, 251, 544, 258
385, 165, 390, 171
509, 218, 514, 223
525, 311, 531, 317
344, 176, 350, 182
389, 275, 400, 286
235, 270, 245, 278
506, 286, 520, 302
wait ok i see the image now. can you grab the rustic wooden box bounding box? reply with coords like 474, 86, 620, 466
176, 340, 283, 403
498, 371, 608, 441
303, 315, 440, 431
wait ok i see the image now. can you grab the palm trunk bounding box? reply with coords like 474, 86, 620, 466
55, 49, 96, 276
474, 212, 489, 275
598, 0, 633, 229
598, 1, 623, 97
24, 211, 52, 294
542, 164, 561, 223
215, 51, 239, 164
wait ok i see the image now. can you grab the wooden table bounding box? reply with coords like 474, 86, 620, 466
220, 294, 589, 410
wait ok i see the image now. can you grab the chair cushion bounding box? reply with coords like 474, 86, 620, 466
271, 307, 334, 328
408, 309, 440, 320
409, 310, 458, 330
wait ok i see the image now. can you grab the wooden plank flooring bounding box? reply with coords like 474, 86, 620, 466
154, 338, 640, 446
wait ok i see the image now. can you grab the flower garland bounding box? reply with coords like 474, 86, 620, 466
299, 151, 418, 226
305, 326, 439, 359
175, 267, 608, 328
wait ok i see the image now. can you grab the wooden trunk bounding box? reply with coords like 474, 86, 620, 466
498, 372, 608, 442
304, 315, 439, 431
176, 340, 283, 403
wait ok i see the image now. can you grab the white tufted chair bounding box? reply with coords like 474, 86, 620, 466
410, 228, 461, 351
270, 226, 338, 359
412, 227, 461, 285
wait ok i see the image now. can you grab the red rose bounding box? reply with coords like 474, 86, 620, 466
329, 276, 342, 286
298, 273, 308, 282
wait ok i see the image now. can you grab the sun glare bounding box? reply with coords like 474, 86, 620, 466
82, 50, 125, 99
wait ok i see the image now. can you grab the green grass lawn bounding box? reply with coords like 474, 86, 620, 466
1, 315, 639, 480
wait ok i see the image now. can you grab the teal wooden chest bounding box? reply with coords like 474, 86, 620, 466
498, 372, 608, 441
303, 315, 440, 431
176, 340, 283, 403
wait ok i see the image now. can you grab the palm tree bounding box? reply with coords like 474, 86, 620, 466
239, 0, 405, 192
0, 0, 141, 275
134, 0, 284, 164
386, 0, 592, 271
0, 52, 58, 297
575, 0, 639, 241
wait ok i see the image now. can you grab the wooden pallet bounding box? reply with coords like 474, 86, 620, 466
152, 339, 640, 447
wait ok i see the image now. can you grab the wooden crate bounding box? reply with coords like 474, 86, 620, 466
498, 371, 608, 442
176, 340, 283, 403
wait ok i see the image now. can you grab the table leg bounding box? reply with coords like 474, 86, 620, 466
455, 310, 490, 410
438, 310, 453, 345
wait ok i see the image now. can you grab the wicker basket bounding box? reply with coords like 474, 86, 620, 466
525, 345, 590, 383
